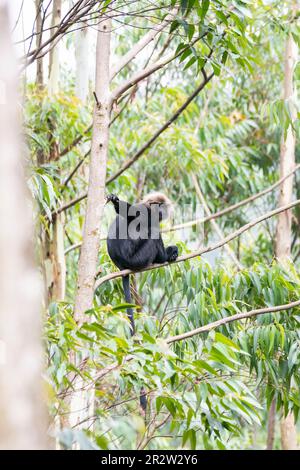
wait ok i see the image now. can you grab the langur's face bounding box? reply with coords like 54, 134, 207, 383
149, 201, 171, 221
142, 192, 173, 221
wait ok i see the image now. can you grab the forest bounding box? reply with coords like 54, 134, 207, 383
0, 0, 299, 452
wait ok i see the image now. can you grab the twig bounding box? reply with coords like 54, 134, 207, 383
107, 72, 214, 184
92, 91, 100, 108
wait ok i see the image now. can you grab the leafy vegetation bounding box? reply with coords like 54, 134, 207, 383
8, 0, 300, 450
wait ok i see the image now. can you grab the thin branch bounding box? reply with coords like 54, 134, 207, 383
166, 299, 300, 344
62, 149, 90, 188
167, 163, 300, 233
59, 124, 92, 158
110, 35, 203, 103
94, 198, 300, 289
64, 164, 300, 254
107, 72, 214, 184
110, 7, 178, 81
55, 72, 214, 215
56, 192, 87, 214
192, 174, 243, 269
65, 242, 82, 255
90, 299, 300, 383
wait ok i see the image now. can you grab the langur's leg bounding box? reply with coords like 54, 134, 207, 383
124, 240, 156, 269
154, 236, 178, 264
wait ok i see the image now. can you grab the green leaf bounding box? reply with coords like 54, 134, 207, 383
201, 0, 210, 21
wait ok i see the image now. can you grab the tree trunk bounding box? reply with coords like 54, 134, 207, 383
266, 398, 276, 450
275, 30, 298, 451
67, 18, 112, 432
75, 24, 90, 101
35, 0, 44, 89
0, 1, 47, 449
48, 0, 62, 95
50, 214, 66, 301
74, 18, 111, 323
281, 413, 298, 450
275, 34, 297, 260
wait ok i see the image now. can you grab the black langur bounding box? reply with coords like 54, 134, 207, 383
106, 192, 178, 335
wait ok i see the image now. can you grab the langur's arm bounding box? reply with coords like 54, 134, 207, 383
106, 194, 131, 215
106, 194, 150, 221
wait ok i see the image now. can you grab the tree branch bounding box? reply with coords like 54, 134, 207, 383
92, 300, 300, 383
106, 72, 214, 184
110, 35, 204, 103
192, 174, 243, 270
110, 8, 178, 81
94, 198, 300, 289
64, 164, 300, 253
166, 299, 300, 344
167, 163, 300, 233
59, 124, 92, 158
55, 72, 214, 215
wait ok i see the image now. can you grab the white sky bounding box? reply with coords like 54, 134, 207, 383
8, 0, 97, 84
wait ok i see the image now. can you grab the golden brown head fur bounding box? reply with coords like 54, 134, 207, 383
141, 192, 173, 220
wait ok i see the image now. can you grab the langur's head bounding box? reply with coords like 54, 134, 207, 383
141, 192, 173, 221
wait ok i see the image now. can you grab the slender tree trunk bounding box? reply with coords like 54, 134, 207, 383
50, 214, 66, 301
75, 24, 90, 101
48, 0, 62, 95
68, 18, 112, 431
266, 398, 276, 450
48, 0, 65, 304
0, 2, 47, 449
275, 29, 298, 451
275, 34, 298, 260
74, 18, 111, 323
35, 0, 44, 89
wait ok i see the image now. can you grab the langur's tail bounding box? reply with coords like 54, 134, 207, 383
122, 276, 147, 416
122, 275, 135, 335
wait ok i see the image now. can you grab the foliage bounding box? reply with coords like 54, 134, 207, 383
23, 0, 300, 450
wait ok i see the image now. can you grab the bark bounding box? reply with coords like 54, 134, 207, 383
0, 2, 47, 449
35, 0, 44, 88
275, 28, 298, 451
50, 214, 66, 301
280, 413, 298, 450
68, 18, 112, 433
266, 398, 276, 450
275, 34, 298, 260
75, 23, 90, 101
48, 0, 62, 95
74, 18, 112, 321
